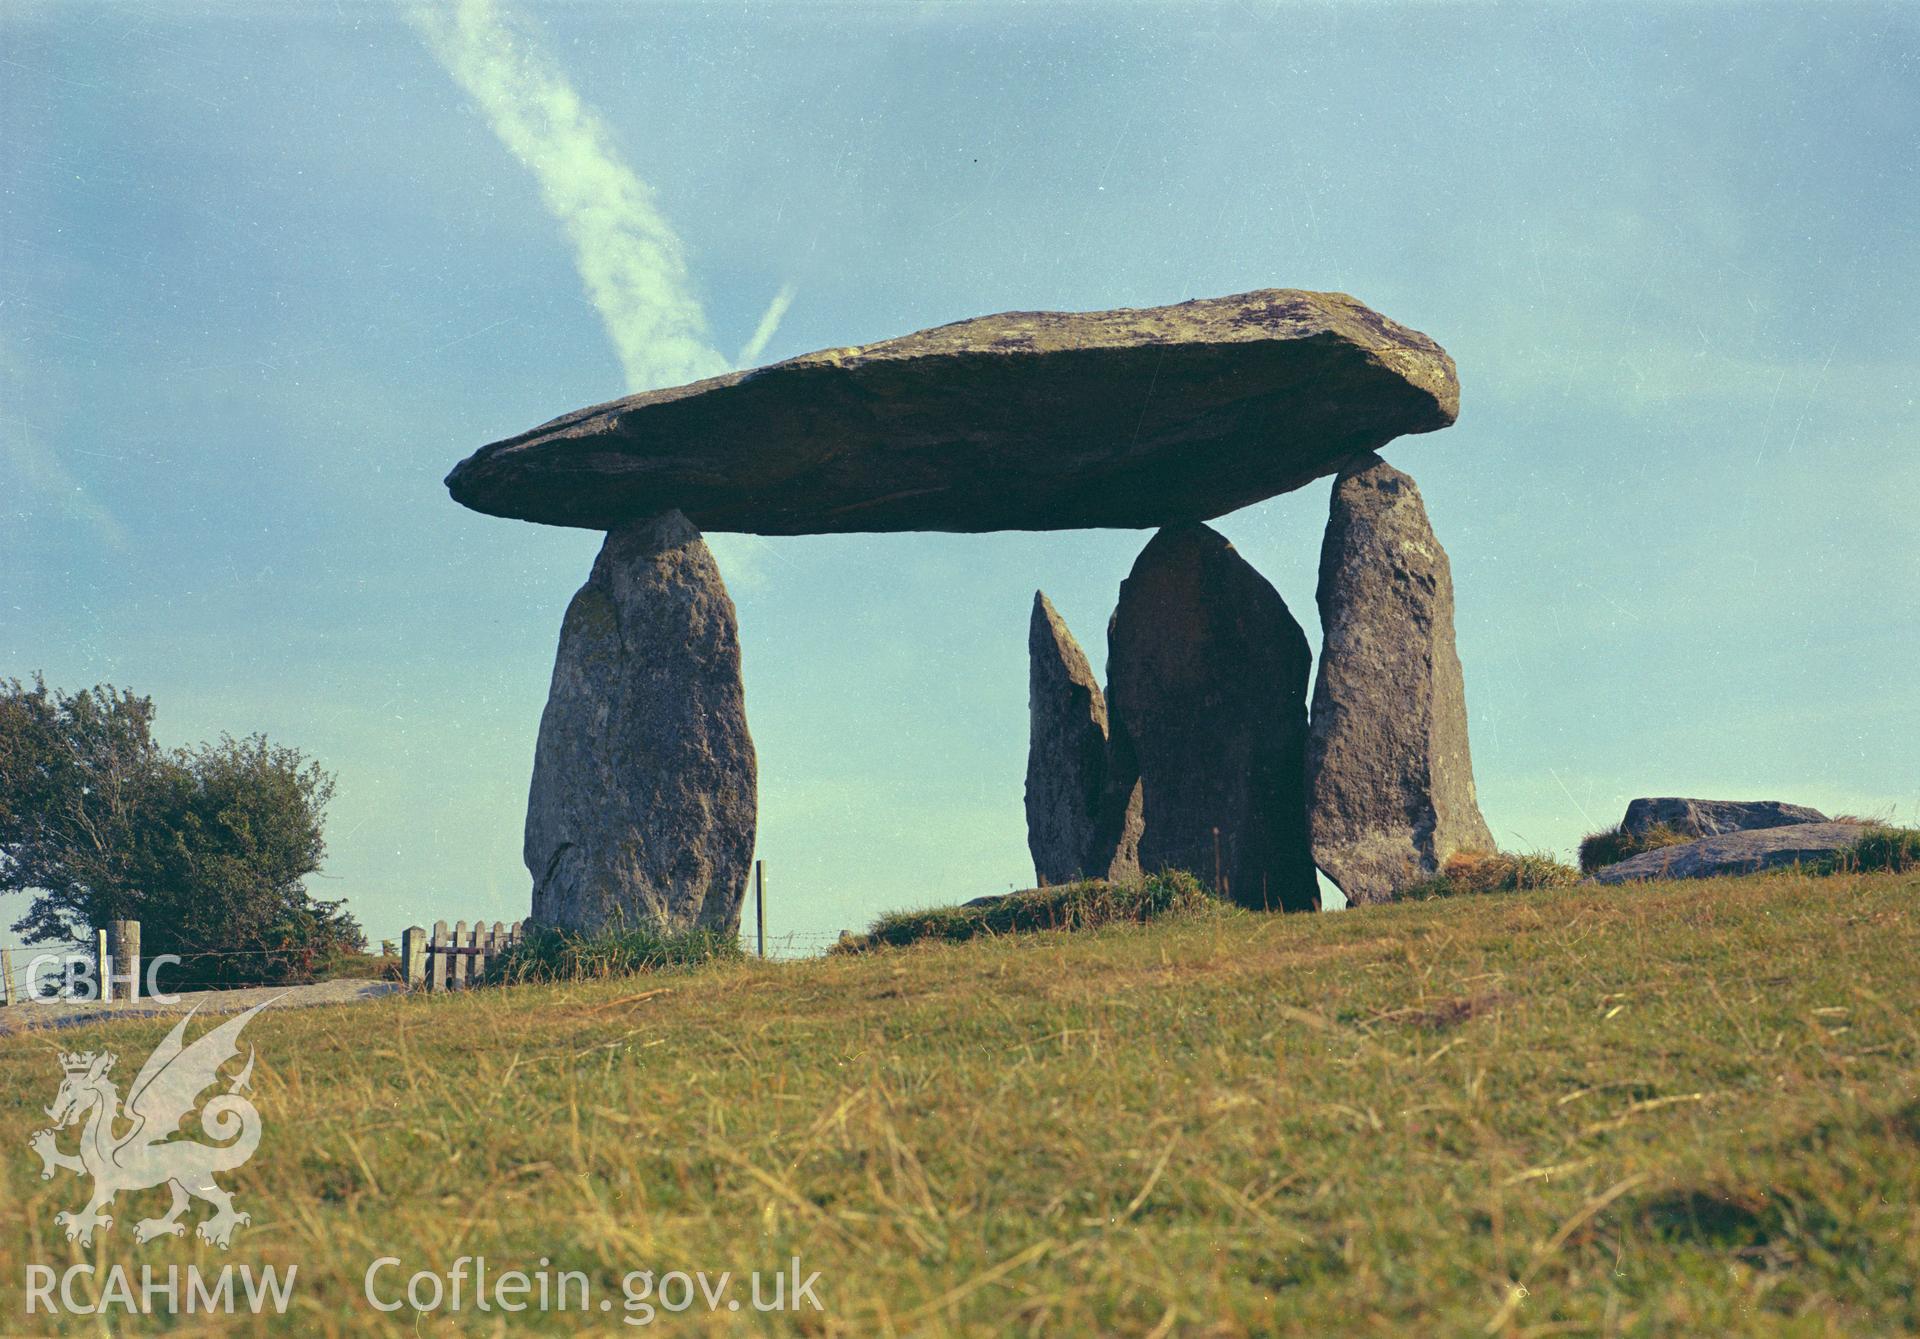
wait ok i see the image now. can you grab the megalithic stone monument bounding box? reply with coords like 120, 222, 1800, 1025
447, 289, 1463, 932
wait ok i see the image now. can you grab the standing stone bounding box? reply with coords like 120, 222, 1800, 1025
1025, 593, 1112, 885
1307, 454, 1494, 904
1105, 524, 1319, 911
525, 510, 757, 934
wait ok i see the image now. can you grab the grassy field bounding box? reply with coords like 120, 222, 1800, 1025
1, 869, 1916, 1335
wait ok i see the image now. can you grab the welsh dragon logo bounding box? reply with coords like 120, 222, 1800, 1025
27, 1000, 272, 1249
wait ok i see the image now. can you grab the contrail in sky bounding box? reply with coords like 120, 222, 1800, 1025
407, 0, 792, 392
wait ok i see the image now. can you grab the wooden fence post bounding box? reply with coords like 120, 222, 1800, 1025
401, 927, 426, 990
454, 920, 471, 990
1, 948, 12, 1007
430, 921, 449, 993
755, 859, 766, 959
108, 920, 141, 1004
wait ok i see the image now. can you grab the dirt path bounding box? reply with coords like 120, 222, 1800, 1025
0, 978, 402, 1035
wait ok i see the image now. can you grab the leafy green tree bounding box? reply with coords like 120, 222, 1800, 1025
0, 676, 362, 988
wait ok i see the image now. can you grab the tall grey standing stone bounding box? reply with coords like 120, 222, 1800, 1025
1025, 593, 1112, 885
1307, 454, 1494, 904
1105, 524, 1319, 911
525, 511, 757, 934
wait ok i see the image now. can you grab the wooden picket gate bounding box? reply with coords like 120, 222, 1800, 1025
401, 919, 526, 992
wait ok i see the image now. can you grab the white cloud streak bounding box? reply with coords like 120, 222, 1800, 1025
0, 336, 126, 550
737, 283, 798, 369
0, 421, 128, 551
407, 0, 792, 393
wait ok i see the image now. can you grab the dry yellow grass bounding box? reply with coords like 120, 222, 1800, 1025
1, 868, 1916, 1335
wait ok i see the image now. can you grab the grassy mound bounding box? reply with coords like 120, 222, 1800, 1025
1400, 848, 1581, 899
1820, 825, 1920, 875
486, 921, 740, 983
1579, 821, 1693, 872
834, 870, 1215, 952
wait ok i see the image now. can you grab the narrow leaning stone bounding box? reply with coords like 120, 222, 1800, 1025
1307, 454, 1494, 904
525, 511, 757, 934
1105, 524, 1319, 911
1024, 592, 1111, 885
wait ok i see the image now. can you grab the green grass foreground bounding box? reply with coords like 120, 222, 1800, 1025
2, 870, 1917, 1335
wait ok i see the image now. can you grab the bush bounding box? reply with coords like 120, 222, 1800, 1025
1578, 822, 1692, 873
0, 676, 362, 988
835, 870, 1216, 953
1399, 850, 1581, 900
1819, 827, 1920, 875
486, 922, 741, 984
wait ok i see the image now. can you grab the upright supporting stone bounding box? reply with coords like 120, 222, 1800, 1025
1105, 524, 1319, 911
525, 510, 758, 934
1025, 592, 1113, 885
1307, 454, 1494, 903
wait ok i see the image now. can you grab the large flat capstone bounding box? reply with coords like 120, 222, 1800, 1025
446, 290, 1458, 535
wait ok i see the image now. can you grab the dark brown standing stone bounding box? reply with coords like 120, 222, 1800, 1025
1104, 524, 1319, 911
1306, 455, 1494, 904
524, 511, 757, 933
1024, 593, 1112, 885
445, 290, 1459, 535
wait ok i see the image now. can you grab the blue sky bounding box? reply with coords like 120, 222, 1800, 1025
3, 1, 1916, 954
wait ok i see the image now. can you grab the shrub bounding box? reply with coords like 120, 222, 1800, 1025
1818, 827, 1920, 876
1578, 822, 1691, 873
1, 677, 361, 988
486, 922, 741, 984
834, 870, 1215, 953
1399, 850, 1581, 900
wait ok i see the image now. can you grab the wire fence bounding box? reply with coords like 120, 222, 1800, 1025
1, 941, 376, 1001
0, 926, 864, 1002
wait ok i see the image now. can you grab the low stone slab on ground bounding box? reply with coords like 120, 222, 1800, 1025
1589, 822, 1865, 884
1621, 797, 1828, 839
